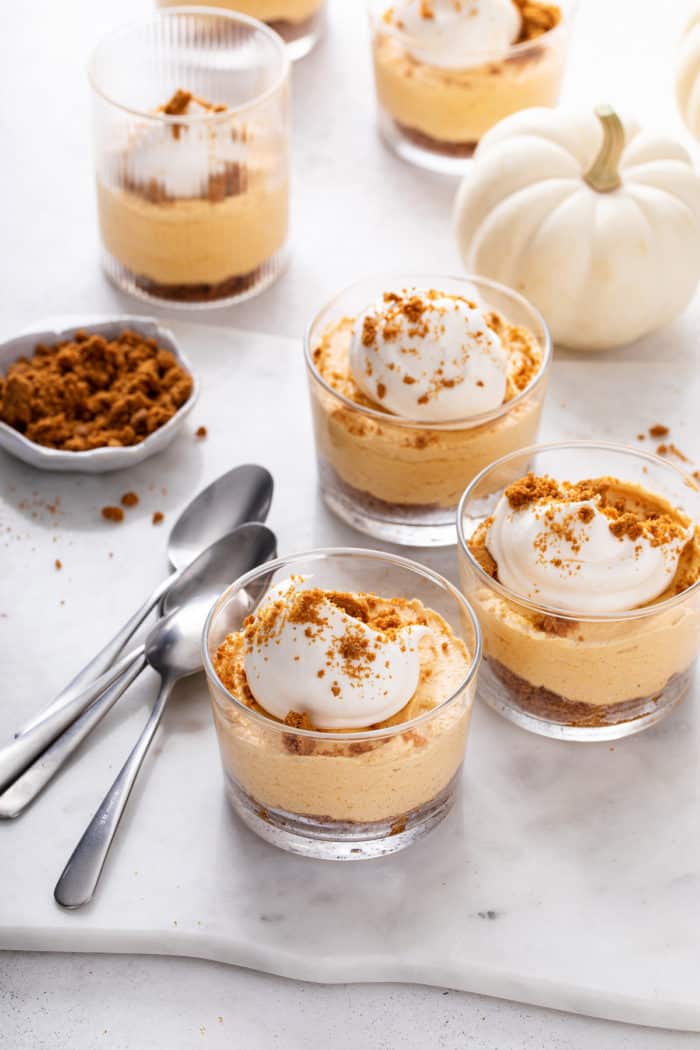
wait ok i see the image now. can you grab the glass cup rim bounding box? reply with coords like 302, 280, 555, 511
302, 272, 552, 431
87, 5, 290, 124
366, 0, 576, 62
202, 545, 483, 741
457, 439, 700, 623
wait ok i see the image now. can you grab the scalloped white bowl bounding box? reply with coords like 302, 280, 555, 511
0, 316, 199, 473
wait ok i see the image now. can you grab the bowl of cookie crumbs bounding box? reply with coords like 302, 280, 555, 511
0, 317, 198, 472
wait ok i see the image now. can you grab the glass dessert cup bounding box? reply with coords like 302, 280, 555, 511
304, 274, 551, 548
367, 0, 575, 174
156, 0, 326, 60
89, 8, 290, 309
457, 442, 700, 741
203, 548, 482, 859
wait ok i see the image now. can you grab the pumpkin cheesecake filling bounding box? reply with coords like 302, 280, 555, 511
308, 288, 546, 510
97, 90, 289, 303
372, 0, 567, 152
211, 578, 474, 824
160, 0, 322, 20
464, 473, 700, 725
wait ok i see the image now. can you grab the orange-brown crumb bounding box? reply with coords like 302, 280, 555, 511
504, 472, 689, 548
101, 506, 124, 523
152, 511, 164, 525
54, 558, 62, 570
0, 329, 192, 452
121, 491, 139, 508
513, 0, 562, 40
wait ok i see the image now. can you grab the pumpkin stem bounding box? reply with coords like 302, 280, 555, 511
584, 105, 625, 193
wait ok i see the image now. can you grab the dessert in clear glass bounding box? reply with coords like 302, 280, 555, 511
89, 9, 290, 308
157, 0, 326, 60
204, 549, 481, 859
458, 442, 700, 740
304, 274, 551, 547
368, 0, 575, 173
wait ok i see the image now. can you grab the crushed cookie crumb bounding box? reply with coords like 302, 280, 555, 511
0, 329, 192, 451
121, 491, 139, 508
152, 511, 164, 525
101, 506, 124, 523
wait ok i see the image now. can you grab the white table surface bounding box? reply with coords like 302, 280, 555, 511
2, 0, 700, 1046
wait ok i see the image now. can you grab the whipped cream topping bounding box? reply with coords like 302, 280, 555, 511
123, 90, 247, 199
242, 578, 430, 730
384, 0, 522, 68
349, 289, 509, 422
485, 476, 693, 614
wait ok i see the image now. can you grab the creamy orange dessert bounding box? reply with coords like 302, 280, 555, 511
372, 0, 566, 154
464, 473, 700, 726
158, 0, 325, 48
210, 576, 474, 825
97, 90, 289, 304
308, 287, 546, 512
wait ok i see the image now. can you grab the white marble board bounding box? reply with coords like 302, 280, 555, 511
1, 321, 700, 1032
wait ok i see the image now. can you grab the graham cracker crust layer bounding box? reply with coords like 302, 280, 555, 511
487, 658, 678, 728
131, 263, 266, 303
395, 121, 477, 158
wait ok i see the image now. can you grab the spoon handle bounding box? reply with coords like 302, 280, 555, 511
54, 676, 175, 909
0, 645, 145, 795
16, 570, 177, 737
0, 653, 148, 819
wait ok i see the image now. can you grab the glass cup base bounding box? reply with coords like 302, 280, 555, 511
269, 8, 325, 60
319, 462, 457, 547
101, 246, 288, 310
377, 108, 475, 175
477, 658, 692, 741
225, 772, 459, 860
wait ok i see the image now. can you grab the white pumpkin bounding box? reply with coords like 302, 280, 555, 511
454, 106, 700, 351
677, 4, 700, 139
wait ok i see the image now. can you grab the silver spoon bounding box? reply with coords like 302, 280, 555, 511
0, 523, 277, 817
17, 463, 273, 736
54, 528, 277, 909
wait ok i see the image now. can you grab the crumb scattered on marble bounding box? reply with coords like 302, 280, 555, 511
121, 491, 139, 508
55, 558, 62, 570
101, 505, 124, 523
657, 442, 690, 462
195, 425, 207, 439
152, 511, 164, 525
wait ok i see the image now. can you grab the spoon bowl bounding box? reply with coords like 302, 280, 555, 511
162, 521, 277, 616
167, 464, 274, 570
